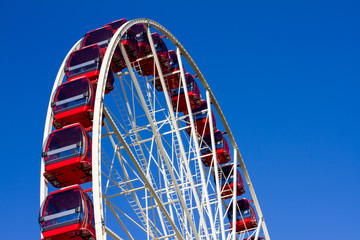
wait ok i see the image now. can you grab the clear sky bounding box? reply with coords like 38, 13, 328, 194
0, 0, 359, 239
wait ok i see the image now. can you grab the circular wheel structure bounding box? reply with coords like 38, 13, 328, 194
40, 18, 270, 240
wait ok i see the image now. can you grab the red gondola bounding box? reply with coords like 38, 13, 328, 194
228, 198, 257, 232
200, 130, 231, 167
65, 44, 114, 94
39, 185, 95, 240
82, 25, 126, 73
154, 50, 184, 91
104, 18, 126, 32
105, 19, 140, 61
218, 165, 245, 199
185, 100, 216, 136
131, 23, 151, 57
42, 123, 92, 188
51, 78, 95, 130
170, 73, 201, 112
135, 32, 170, 76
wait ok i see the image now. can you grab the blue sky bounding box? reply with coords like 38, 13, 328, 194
0, 0, 359, 239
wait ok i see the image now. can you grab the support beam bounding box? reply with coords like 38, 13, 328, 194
104, 107, 183, 239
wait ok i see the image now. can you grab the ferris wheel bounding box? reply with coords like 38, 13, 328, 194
39, 18, 270, 240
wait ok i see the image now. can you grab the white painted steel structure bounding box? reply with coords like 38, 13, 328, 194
40, 18, 270, 240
